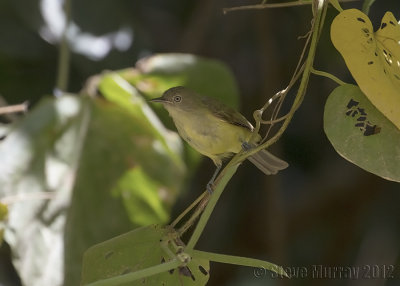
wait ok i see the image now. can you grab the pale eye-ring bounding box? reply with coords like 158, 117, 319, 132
173, 95, 182, 102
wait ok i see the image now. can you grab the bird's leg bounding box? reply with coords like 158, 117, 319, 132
206, 163, 222, 194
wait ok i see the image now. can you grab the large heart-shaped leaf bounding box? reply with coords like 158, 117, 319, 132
81, 225, 210, 286
324, 84, 400, 182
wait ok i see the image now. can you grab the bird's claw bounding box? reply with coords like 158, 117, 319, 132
206, 182, 214, 194
242, 142, 252, 150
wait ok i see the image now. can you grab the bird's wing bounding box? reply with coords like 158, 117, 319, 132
200, 96, 254, 131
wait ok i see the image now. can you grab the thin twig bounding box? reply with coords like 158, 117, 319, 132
0, 102, 29, 115
236, 0, 328, 162
170, 191, 207, 228
1, 192, 56, 205
223, 1, 312, 14
177, 193, 210, 236
223, 0, 358, 14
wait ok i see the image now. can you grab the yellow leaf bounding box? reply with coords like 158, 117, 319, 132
331, 9, 400, 130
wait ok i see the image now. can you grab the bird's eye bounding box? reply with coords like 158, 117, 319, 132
173, 95, 182, 102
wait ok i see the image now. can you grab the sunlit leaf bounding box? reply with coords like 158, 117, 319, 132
0, 202, 7, 221
64, 95, 186, 285
324, 84, 400, 182
331, 9, 400, 130
82, 225, 210, 286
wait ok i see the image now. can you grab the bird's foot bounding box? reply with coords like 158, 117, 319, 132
242, 142, 252, 150
206, 182, 214, 194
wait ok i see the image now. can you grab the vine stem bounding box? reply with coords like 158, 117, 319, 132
234, 0, 328, 162
55, 0, 72, 93
184, 0, 328, 253
311, 67, 347, 85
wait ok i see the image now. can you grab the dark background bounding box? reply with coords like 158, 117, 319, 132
1, 1, 400, 285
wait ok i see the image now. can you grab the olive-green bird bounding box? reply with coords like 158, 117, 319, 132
151, 86, 288, 192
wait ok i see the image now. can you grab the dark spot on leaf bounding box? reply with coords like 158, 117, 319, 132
389, 20, 396, 26
357, 116, 367, 122
346, 99, 359, 109
357, 17, 366, 23
383, 49, 388, 55
362, 28, 369, 35
381, 22, 387, 29
355, 122, 364, 128
364, 124, 381, 136
104, 251, 114, 259
161, 257, 166, 263
346, 99, 360, 117
179, 266, 195, 281
169, 268, 175, 275
199, 265, 208, 276
385, 58, 392, 65
375, 52, 378, 57
357, 108, 367, 116
368, 61, 374, 65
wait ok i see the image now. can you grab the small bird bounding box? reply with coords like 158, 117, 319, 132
151, 86, 288, 192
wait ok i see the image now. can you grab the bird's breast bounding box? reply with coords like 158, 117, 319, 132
167, 108, 252, 159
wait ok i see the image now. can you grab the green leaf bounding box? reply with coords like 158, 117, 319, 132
81, 225, 210, 286
121, 53, 240, 109
0, 202, 7, 221
324, 84, 400, 182
329, 0, 342, 12
65, 95, 186, 285
331, 9, 400, 130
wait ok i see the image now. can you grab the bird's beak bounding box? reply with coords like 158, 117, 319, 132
150, 97, 167, 103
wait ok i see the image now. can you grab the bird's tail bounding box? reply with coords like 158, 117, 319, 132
247, 148, 288, 175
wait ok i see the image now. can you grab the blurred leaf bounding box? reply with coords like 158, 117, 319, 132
331, 9, 400, 130
65, 95, 186, 285
0, 202, 7, 246
121, 53, 240, 109
82, 224, 210, 286
324, 84, 400, 182
0, 90, 186, 285
0, 95, 84, 286
113, 168, 170, 226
